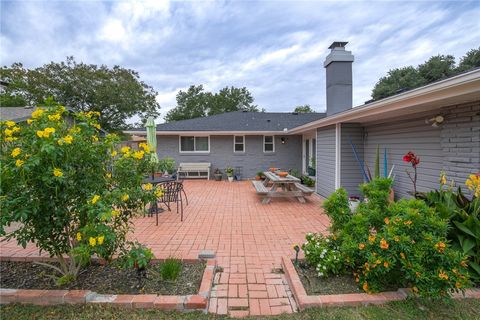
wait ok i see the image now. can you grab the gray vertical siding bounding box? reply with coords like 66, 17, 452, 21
155, 135, 303, 179
316, 126, 336, 197
340, 123, 365, 196
363, 101, 479, 199
364, 116, 443, 199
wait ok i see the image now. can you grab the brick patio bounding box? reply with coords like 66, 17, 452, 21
0, 180, 329, 316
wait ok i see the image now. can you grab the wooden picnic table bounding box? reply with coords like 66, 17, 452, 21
252, 171, 313, 204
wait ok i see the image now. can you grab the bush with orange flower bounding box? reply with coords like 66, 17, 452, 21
0, 98, 158, 284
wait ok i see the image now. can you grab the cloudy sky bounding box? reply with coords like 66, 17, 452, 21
1, 0, 479, 122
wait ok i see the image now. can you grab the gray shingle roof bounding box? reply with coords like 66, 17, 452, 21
148, 111, 326, 132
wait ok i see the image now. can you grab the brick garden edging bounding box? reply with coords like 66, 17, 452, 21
281, 256, 480, 310
0, 258, 216, 312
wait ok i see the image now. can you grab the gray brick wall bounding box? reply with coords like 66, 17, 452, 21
440, 101, 480, 194
155, 134, 303, 179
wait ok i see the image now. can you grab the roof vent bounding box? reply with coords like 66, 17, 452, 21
242, 110, 248, 113
24, 106, 34, 109
266, 119, 271, 122
292, 112, 298, 115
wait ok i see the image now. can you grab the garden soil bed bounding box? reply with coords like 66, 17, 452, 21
294, 261, 360, 295
0, 260, 205, 295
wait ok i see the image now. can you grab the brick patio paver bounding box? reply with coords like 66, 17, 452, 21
0, 180, 329, 317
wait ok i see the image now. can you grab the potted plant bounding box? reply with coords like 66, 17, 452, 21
255, 171, 264, 180
159, 157, 176, 176
214, 168, 223, 181
225, 167, 234, 182
307, 157, 316, 176
301, 175, 315, 187
348, 195, 360, 213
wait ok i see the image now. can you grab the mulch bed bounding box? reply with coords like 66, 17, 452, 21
0, 260, 205, 295
293, 261, 360, 295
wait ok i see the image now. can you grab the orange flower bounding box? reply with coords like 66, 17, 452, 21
358, 243, 365, 250
383, 261, 390, 268
362, 282, 369, 292
435, 242, 446, 253
438, 271, 449, 280
460, 260, 468, 268
455, 282, 462, 289
368, 234, 376, 243
380, 238, 389, 250
375, 259, 381, 265
415, 272, 421, 278
384, 217, 390, 225
404, 220, 413, 226
355, 276, 360, 283
412, 286, 419, 293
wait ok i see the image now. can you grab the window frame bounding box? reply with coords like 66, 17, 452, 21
179, 135, 210, 153
233, 135, 245, 153
263, 135, 275, 153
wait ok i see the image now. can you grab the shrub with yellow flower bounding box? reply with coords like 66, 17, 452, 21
53, 168, 63, 177
11, 148, 21, 158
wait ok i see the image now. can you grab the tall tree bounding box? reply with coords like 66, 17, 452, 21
293, 105, 314, 113
372, 66, 426, 100
417, 54, 456, 83
456, 48, 480, 72
0, 57, 160, 131
164, 85, 261, 122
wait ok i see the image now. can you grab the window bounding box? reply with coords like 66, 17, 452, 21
234, 135, 245, 153
179, 136, 209, 152
263, 135, 275, 153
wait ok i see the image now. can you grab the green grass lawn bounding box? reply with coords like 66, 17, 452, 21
1, 299, 479, 320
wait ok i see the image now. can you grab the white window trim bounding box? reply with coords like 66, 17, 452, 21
233, 135, 245, 153
179, 135, 210, 153
263, 135, 275, 153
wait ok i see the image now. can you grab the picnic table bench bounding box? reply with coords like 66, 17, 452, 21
252, 171, 313, 204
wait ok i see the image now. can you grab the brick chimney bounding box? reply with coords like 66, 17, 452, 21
324, 42, 354, 116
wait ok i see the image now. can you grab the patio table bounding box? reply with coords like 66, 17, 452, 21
255, 171, 305, 204
143, 176, 175, 224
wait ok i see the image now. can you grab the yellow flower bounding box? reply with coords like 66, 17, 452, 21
69, 126, 81, 134
5, 120, 16, 128
111, 209, 120, 216
4, 137, 16, 142
12, 127, 20, 133
92, 123, 101, 130
358, 243, 365, 250
139, 143, 151, 153
394, 236, 400, 242
440, 172, 447, 185
412, 286, 419, 293
44, 127, 55, 134
90, 195, 100, 204
121, 146, 131, 154
15, 159, 24, 167
91, 135, 99, 142
97, 236, 104, 245
11, 148, 21, 158
438, 271, 449, 280
27, 119, 33, 124
143, 183, 153, 191
31, 108, 45, 119
121, 194, 129, 202
89, 237, 96, 247
154, 188, 164, 198
106, 173, 112, 178
48, 114, 61, 121
4, 128, 13, 136
404, 220, 413, 226
111, 150, 118, 157
76, 232, 82, 241
63, 135, 73, 144
368, 234, 376, 243
53, 168, 63, 177
133, 150, 144, 159
465, 173, 480, 198
36, 130, 45, 138
380, 238, 389, 250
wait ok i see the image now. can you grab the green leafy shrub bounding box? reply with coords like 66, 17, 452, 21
118, 241, 155, 270
302, 233, 344, 277
159, 258, 182, 281
420, 173, 480, 281
159, 157, 176, 174
0, 98, 156, 282
322, 188, 351, 232
225, 167, 234, 177
301, 176, 315, 187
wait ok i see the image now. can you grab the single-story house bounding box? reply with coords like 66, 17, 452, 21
126, 42, 480, 199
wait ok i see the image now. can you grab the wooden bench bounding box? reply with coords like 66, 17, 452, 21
294, 183, 315, 196
177, 163, 211, 180
252, 180, 269, 195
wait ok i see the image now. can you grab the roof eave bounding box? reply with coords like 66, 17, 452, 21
289, 68, 480, 134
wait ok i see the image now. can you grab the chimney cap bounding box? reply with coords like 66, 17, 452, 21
328, 41, 348, 49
